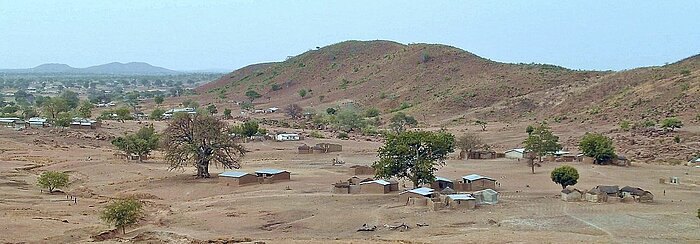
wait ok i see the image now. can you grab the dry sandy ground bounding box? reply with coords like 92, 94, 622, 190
0, 122, 699, 243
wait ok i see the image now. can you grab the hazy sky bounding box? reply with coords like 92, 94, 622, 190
1, 1, 699, 71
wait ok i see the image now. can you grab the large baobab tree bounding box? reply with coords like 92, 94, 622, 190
161, 113, 245, 178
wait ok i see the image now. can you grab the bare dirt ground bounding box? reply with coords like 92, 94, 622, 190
1, 121, 699, 243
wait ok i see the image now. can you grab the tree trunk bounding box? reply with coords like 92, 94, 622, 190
531, 163, 535, 174
138, 155, 143, 163
196, 158, 211, 178
122, 226, 125, 234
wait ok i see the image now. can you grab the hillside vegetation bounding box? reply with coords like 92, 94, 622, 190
199, 40, 699, 125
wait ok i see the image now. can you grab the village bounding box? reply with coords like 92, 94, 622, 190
1, 106, 699, 243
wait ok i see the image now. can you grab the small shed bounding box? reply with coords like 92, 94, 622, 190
399, 187, 436, 203
219, 171, 258, 186
467, 150, 497, 159
276, 133, 300, 141
255, 169, 290, 183
27, 117, 49, 127
430, 176, 454, 191
445, 194, 476, 209
561, 188, 583, 202
472, 189, 499, 205
359, 180, 394, 194
504, 148, 526, 159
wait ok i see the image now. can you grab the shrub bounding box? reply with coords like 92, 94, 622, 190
150, 109, 165, 121
338, 132, 349, 139
661, 117, 683, 131
674, 135, 681, 143
364, 107, 380, 118
326, 107, 337, 115
619, 120, 631, 131
270, 83, 282, 91
37, 171, 69, 193
680, 69, 691, 76
308, 131, 324, 138
551, 165, 579, 189
100, 198, 144, 234
298, 89, 308, 98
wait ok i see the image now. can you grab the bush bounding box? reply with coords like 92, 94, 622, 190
619, 120, 631, 131
270, 83, 282, 91
364, 107, 380, 118
308, 131, 324, 138
661, 117, 683, 131
579, 133, 616, 164
326, 107, 337, 115
551, 165, 579, 189
338, 132, 349, 139
37, 171, 69, 193
150, 109, 165, 121
674, 135, 681, 143
298, 89, 308, 98
680, 69, 691, 76
100, 198, 144, 234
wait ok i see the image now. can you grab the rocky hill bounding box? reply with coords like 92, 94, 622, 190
199, 40, 699, 126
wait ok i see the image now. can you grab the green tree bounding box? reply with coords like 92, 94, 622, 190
161, 113, 245, 178
53, 112, 73, 127
298, 89, 308, 98
239, 101, 253, 110
336, 109, 365, 132
78, 100, 94, 118
154, 96, 164, 106
550, 165, 579, 189
661, 117, 683, 131
114, 107, 133, 121
206, 104, 218, 115
36, 171, 69, 193
245, 90, 261, 102
223, 108, 232, 119
579, 132, 616, 164
523, 122, 562, 173
372, 131, 455, 188
60, 90, 80, 109
326, 107, 337, 115
42, 97, 69, 119
231, 121, 261, 137
150, 108, 165, 121
100, 198, 143, 234
111, 125, 159, 163
389, 112, 418, 133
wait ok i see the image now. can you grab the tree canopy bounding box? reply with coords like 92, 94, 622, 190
455, 133, 484, 159
161, 113, 245, 178
523, 122, 562, 173
100, 198, 143, 234
285, 104, 303, 119
551, 165, 579, 189
245, 90, 261, 102
372, 130, 455, 188
389, 112, 418, 133
579, 132, 616, 164
36, 171, 69, 193
111, 125, 159, 163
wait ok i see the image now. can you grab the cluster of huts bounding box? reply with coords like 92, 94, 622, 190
1, 117, 99, 129
561, 185, 653, 203
298, 143, 342, 154
218, 169, 291, 186
332, 170, 500, 211
504, 148, 630, 166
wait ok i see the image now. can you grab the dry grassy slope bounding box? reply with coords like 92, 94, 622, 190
198, 40, 601, 122
551, 54, 700, 124
199, 40, 699, 125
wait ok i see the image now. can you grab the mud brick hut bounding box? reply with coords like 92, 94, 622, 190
561, 188, 583, 202
455, 174, 497, 191
359, 180, 397, 194
218, 171, 258, 186
349, 165, 375, 175
445, 194, 476, 209
430, 176, 454, 191
620, 186, 654, 203
255, 169, 290, 183
313, 143, 343, 153
399, 187, 436, 204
